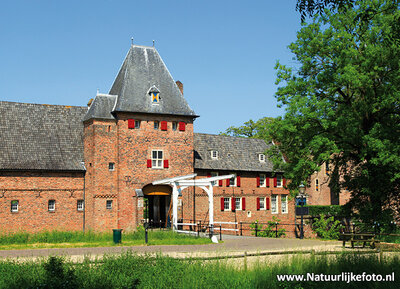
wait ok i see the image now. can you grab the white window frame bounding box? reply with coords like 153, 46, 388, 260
235, 197, 242, 211
223, 197, 231, 211
109, 162, 115, 171
11, 200, 19, 212
259, 154, 266, 162
276, 175, 283, 188
211, 150, 218, 160
48, 200, 56, 212
271, 195, 278, 214
135, 120, 141, 129
260, 174, 266, 187
151, 150, 163, 169
154, 121, 159, 130
106, 200, 113, 210
172, 122, 178, 131
230, 173, 237, 187
77, 200, 84, 211
210, 172, 218, 186
259, 197, 266, 210
281, 195, 288, 214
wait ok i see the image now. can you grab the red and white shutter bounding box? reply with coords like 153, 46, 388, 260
266, 177, 270, 188
219, 180, 223, 186
220, 198, 224, 211
242, 198, 246, 210
256, 176, 260, 187
226, 179, 230, 187
163, 160, 169, 168
266, 197, 270, 210
179, 122, 186, 131
160, 121, 168, 131
231, 198, 235, 212
128, 119, 135, 129
147, 159, 152, 168
256, 197, 260, 210
236, 175, 241, 187
283, 177, 286, 187
274, 177, 277, 187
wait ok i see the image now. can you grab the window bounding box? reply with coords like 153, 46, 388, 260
154, 121, 159, 130
135, 120, 141, 129
276, 175, 283, 187
77, 200, 84, 211
172, 122, 178, 131
48, 200, 56, 212
325, 161, 330, 175
109, 162, 115, 171
230, 173, 237, 187
260, 174, 266, 187
271, 195, 278, 214
211, 150, 218, 160
259, 197, 266, 210
223, 198, 230, 211
11, 200, 19, 212
235, 198, 242, 210
151, 150, 163, 168
259, 154, 266, 162
281, 195, 288, 214
210, 172, 218, 186
106, 200, 113, 210
315, 179, 319, 191
151, 92, 160, 104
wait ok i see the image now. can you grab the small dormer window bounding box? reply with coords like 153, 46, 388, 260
259, 154, 266, 162
211, 150, 218, 160
148, 85, 160, 105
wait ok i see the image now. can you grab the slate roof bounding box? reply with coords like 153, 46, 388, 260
83, 94, 117, 122
0, 101, 86, 171
194, 133, 276, 172
109, 45, 197, 117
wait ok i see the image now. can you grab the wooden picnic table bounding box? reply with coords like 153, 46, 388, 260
340, 232, 380, 249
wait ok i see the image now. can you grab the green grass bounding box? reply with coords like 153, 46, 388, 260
0, 252, 398, 288
0, 230, 211, 250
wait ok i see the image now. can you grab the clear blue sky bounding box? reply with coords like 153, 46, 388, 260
0, 0, 302, 134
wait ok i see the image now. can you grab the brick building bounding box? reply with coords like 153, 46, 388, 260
0, 44, 293, 234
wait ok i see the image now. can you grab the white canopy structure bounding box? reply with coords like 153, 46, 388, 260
152, 173, 234, 234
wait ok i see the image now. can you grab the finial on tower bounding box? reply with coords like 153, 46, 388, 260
131, 37, 134, 46
153, 40, 155, 47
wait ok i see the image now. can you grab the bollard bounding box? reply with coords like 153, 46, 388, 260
255, 221, 258, 237
197, 222, 200, 237
145, 227, 148, 244
240, 222, 243, 236
275, 222, 278, 238
220, 225, 222, 241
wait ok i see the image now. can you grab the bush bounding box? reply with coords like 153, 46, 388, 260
302, 205, 345, 217
250, 216, 286, 238
312, 214, 343, 240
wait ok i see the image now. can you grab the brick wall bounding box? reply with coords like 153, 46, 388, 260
0, 171, 84, 233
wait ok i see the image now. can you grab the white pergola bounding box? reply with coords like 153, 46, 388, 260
152, 173, 234, 233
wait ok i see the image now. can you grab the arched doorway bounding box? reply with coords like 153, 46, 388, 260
142, 184, 172, 228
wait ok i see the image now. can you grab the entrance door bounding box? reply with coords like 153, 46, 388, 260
142, 184, 172, 228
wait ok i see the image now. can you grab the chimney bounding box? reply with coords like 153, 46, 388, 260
176, 81, 183, 95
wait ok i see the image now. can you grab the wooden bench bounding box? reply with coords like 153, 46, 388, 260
340, 233, 380, 249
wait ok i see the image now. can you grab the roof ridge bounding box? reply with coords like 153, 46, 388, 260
194, 132, 266, 141
0, 100, 86, 109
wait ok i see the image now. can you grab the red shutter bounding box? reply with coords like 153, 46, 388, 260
283, 177, 286, 187
274, 177, 277, 187
163, 160, 169, 168
179, 122, 186, 131
128, 119, 135, 129
256, 176, 260, 187
256, 197, 260, 210
147, 159, 152, 168
266, 177, 270, 188
242, 197, 246, 210
219, 180, 223, 186
226, 179, 230, 187
207, 173, 211, 178
237, 175, 241, 187
160, 121, 168, 131
231, 198, 236, 212
221, 198, 224, 211
266, 197, 270, 210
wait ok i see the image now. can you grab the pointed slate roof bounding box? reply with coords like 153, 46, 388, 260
83, 94, 117, 122
110, 45, 197, 117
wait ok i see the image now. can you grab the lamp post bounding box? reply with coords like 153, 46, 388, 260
298, 183, 306, 239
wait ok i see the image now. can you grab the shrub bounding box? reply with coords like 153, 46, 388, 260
312, 214, 343, 240
250, 216, 286, 238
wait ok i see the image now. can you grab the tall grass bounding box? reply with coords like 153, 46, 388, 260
0, 230, 211, 247
0, 252, 398, 288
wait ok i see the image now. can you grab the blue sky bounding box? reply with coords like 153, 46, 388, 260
0, 0, 302, 134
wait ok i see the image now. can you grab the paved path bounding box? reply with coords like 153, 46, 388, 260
0, 236, 342, 260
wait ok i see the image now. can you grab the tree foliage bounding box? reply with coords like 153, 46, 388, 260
296, 0, 355, 21
272, 0, 400, 223
220, 117, 275, 140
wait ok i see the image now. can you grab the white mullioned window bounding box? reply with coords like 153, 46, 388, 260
154, 121, 159, 130
152, 150, 163, 168
271, 195, 278, 214
259, 197, 266, 210
211, 150, 218, 160
210, 172, 218, 186
109, 162, 115, 171
259, 154, 266, 162
135, 120, 141, 129
106, 200, 113, 210
172, 122, 178, 131
235, 197, 242, 210
260, 174, 266, 187
77, 200, 84, 211
281, 195, 288, 214
11, 200, 19, 212
276, 175, 283, 187
223, 198, 230, 211
48, 200, 56, 212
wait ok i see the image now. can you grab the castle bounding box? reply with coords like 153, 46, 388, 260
0, 45, 295, 234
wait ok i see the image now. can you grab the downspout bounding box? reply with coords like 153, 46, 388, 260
81, 162, 87, 233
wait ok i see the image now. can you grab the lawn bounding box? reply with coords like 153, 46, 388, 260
0, 252, 398, 288
0, 229, 211, 250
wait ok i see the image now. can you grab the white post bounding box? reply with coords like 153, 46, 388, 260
172, 183, 179, 231
201, 185, 214, 235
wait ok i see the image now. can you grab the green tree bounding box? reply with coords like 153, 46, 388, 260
271, 0, 400, 223
220, 117, 275, 140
